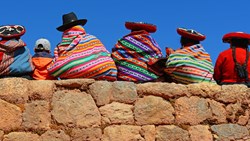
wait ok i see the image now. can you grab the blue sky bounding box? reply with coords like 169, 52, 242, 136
1, 0, 250, 64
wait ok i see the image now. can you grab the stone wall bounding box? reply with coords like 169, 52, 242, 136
0, 78, 250, 141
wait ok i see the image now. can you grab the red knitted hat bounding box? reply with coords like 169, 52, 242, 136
125, 22, 157, 33
177, 27, 206, 41
223, 32, 250, 44
0, 25, 26, 38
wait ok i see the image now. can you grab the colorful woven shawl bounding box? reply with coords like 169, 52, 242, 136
48, 26, 117, 80
164, 44, 214, 84
111, 30, 163, 82
0, 39, 33, 76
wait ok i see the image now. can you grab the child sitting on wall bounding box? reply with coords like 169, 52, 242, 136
32, 38, 55, 80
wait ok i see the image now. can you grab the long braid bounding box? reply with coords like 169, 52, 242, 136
232, 46, 249, 81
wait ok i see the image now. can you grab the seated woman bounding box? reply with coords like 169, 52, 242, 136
165, 27, 214, 84
48, 12, 117, 80
0, 25, 33, 79
214, 32, 250, 86
111, 22, 165, 82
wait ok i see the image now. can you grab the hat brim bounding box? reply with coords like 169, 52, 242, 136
223, 32, 250, 44
0, 25, 26, 38
125, 22, 157, 33
177, 28, 206, 41
57, 19, 87, 32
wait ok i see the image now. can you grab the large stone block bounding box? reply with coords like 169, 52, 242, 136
102, 125, 144, 141
156, 125, 190, 141
134, 96, 174, 125
187, 82, 221, 98
0, 78, 29, 104
0, 99, 22, 131
215, 85, 248, 103
41, 130, 70, 141
71, 128, 102, 141
211, 124, 249, 140
207, 99, 227, 124
112, 81, 138, 104
89, 81, 137, 106
175, 96, 212, 125
22, 100, 51, 130
99, 102, 134, 125
188, 125, 213, 141
28, 80, 55, 101
51, 91, 101, 128
137, 82, 188, 99
3, 132, 40, 141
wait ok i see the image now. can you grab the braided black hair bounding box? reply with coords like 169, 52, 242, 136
231, 38, 249, 81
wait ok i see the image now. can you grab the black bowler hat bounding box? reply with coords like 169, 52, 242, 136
57, 12, 87, 32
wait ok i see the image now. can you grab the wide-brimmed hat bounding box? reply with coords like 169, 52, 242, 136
57, 12, 87, 32
223, 32, 250, 44
125, 22, 157, 33
0, 25, 26, 38
177, 27, 206, 41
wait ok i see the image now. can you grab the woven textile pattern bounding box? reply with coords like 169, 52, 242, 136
112, 30, 163, 82
0, 39, 33, 76
165, 44, 214, 84
48, 26, 117, 80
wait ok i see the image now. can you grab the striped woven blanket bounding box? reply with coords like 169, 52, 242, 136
111, 30, 163, 82
48, 26, 117, 80
0, 39, 33, 76
164, 44, 214, 84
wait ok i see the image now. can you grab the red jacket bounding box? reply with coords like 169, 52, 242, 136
214, 47, 250, 83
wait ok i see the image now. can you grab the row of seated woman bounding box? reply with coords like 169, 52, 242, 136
0, 12, 249, 87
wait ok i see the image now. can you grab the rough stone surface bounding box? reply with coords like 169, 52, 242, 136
141, 125, 156, 141
112, 81, 138, 104
22, 100, 51, 130
0, 78, 29, 104
99, 102, 134, 125
156, 125, 190, 141
211, 124, 249, 140
55, 79, 95, 90
41, 130, 70, 141
51, 91, 101, 128
188, 125, 213, 141
88, 81, 113, 106
134, 96, 174, 125
89, 81, 137, 106
175, 96, 212, 125
207, 99, 227, 124
238, 110, 249, 125
28, 80, 55, 101
0, 130, 4, 141
3, 132, 40, 141
71, 128, 102, 141
215, 85, 248, 103
226, 103, 244, 123
102, 125, 144, 141
187, 83, 221, 98
0, 99, 22, 131
137, 82, 188, 99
